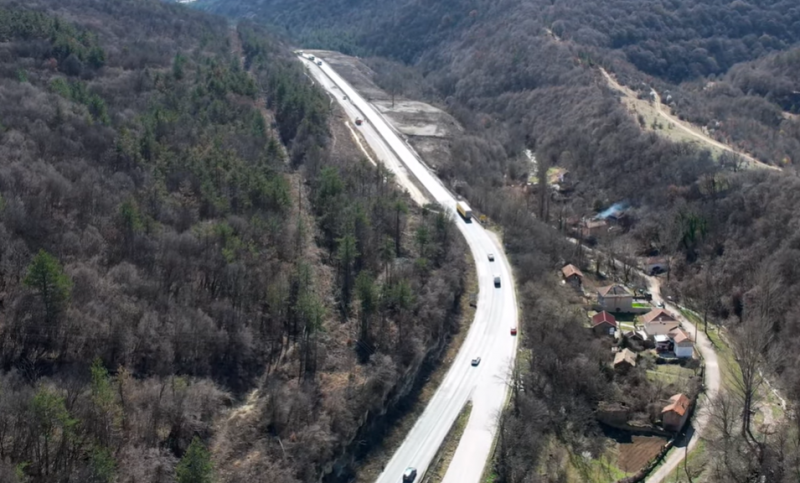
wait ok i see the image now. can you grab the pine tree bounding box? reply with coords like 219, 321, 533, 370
176, 437, 214, 483
24, 250, 72, 324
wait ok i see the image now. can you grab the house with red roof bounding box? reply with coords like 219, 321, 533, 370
591, 311, 618, 336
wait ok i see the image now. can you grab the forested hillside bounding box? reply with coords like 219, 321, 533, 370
192, 0, 800, 481
0, 1, 467, 482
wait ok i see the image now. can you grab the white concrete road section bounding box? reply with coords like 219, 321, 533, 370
298, 54, 519, 483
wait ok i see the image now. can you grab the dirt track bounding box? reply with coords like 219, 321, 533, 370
600, 68, 778, 171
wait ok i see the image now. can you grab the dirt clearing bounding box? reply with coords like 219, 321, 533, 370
303, 50, 462, 173
600, 68, 776, 171
618, 435, 668, 474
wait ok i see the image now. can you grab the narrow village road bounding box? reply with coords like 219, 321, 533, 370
567, 238, 722, 481
644, 276, 721, 483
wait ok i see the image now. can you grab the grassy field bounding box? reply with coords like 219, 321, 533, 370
646, 362, 697, 388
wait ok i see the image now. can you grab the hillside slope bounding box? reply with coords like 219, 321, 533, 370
190, 0, 800, 482
0, 1, 467, 482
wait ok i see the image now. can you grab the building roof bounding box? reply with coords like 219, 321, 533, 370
597, 284, 632, 297
626, 329, 649, 341
585, 220, 607, 229
670, 329, 692, 345
592, 311, 618, 328
561, 264, 584, 279
614, 348, 637, 367
662, 394, 691, 416
641, 308, 677, 325
654, 334, 670, 343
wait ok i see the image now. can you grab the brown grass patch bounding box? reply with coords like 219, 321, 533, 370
618, 436, 667, 473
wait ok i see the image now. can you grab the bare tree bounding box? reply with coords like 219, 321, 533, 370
731, 314, 773, 456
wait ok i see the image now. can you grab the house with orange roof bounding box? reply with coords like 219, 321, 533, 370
613, 348, 637, 372
561, 264, 584, 289
662, 394, 691, 432
597, 284, 633, 312
641, 308, 681, 337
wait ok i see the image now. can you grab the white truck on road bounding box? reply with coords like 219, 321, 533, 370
456, 201, 472, 221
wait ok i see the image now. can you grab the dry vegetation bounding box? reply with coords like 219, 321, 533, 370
0, 2, 469, 482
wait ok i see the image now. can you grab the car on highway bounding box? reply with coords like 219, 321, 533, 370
657, 301, 665, 308
494, 275, 501, 287
402, 467, 417, 482
488, 253, 495, 262
510, 327, 517, 336
316, 60, 323, 66
471, 357, 481, 366
355, 118, 363, 126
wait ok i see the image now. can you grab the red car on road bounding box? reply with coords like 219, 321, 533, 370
510, 327, 517, 336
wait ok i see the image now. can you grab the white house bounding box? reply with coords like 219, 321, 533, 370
670, 329, 693, 358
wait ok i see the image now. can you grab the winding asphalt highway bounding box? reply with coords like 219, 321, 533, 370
298, 53, 519, 483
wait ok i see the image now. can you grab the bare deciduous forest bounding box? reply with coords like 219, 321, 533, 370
0, 1, 471, 481
195, 0, 800, 480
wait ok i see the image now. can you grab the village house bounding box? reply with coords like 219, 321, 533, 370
591, 311, 617, 336
561, 264, 584, 289
662, 394, 691, 432
644, 256, 670, 275
581, 219, 608, 238
597, 284, 633, 312
613, 348, 637, 372
670, 328, 693, 358
641, 308, 681, 337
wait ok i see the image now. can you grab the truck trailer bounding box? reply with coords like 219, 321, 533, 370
456, 201, 473, 221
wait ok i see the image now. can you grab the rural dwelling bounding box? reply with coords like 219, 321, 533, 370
581, 219, 608, 238
597, 284, 633, 312
670, 329, 693, 358
642, 308, 680, 336
591, 311, 618, 336
613, 348, 637, 372
662, 394, 691, 432
644, 256, 670, 275
561, 264, 584, 288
